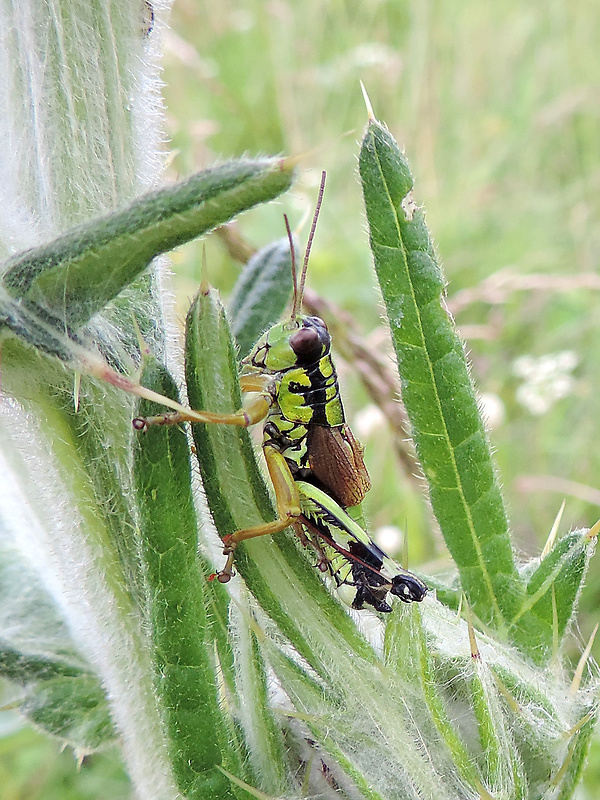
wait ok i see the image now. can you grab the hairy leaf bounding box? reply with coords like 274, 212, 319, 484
359, 118, 523, 630
510, 529, 595, 663
2, 158, 293, 331
228, 237, 295, 360
134, 361, 234, 799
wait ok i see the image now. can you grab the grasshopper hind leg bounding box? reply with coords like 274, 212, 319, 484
352, 584, 392, 614
210, 445, 303, 582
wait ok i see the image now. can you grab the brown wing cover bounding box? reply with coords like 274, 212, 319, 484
307, 424, 371, 508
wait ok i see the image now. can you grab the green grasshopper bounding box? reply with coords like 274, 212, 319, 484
134, 172, 427, 613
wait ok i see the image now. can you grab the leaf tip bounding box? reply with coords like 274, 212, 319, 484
199, 245, 211, 295
131, 313, 151, 358
215, 765, 275, 800
73, 371, 81, 412
541, 499, 565, 558
586, 517, 600, 541
463, 596, 481, 660
570, 622, 599, 696
280, 152, 305, 171
360, 80, 376, 122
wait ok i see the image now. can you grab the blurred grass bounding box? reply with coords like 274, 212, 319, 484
6, 0, 600, 795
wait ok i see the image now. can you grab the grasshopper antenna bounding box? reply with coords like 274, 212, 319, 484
291, 170, 326, 320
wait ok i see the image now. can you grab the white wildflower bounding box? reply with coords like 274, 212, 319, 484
512, 351, 578, 415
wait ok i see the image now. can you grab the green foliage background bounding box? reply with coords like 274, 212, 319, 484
2, 0, 600, 797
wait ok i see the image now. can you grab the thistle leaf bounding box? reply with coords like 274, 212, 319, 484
228, 237, 295, 360
510, 529, 595, 664
359, 118, 523, 630
133, 360, 235, 799
2, 158, 293, 332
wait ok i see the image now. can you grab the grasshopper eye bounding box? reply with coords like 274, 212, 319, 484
290, 327, 321, 359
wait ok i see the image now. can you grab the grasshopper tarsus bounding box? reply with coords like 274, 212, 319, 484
208, 571, 234, 583
133, 411, 184, 430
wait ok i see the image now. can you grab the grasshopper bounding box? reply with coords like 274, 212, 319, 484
134, 172, 427, 613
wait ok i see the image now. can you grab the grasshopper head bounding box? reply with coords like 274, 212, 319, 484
243, 173, 330, 372
390, 573, 428, 603
243, 315, 330, 373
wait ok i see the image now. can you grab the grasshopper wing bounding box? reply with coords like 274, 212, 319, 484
307, 424, 371, 508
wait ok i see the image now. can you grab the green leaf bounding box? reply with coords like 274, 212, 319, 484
0, 507, 116, 752
384, 606, 480, 790
0, 287, 78, 362
261, 609, 470, 800
556, 705, 599, 800
133, 361, 234, 799
19, 673, 116, 752
468, 660, 527, 798
509, 529, 594, 664
0, 648, 82, 684
359, 118, 523, 631
185, 286, 274, 538
229, 602, 292, 795
2, 158, 294, 332
228, 237, 295, 360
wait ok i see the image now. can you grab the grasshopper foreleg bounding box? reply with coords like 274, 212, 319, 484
133, 373, 275, 431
